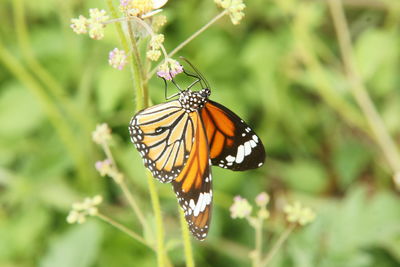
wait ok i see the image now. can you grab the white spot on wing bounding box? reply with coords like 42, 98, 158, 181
244, 141, 251, 156
252, 135, 259, 143
250, 140, 257, 148
226, 155, 235, 162
236, 145, 245, 163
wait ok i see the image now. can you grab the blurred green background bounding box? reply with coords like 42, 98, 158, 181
1, 0, 400, 266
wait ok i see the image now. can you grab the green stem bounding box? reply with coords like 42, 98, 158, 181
179, 208, 195, 267
260, 224, 295, 267
126, 19, 147, 110
101, 142, 148, 233
96, 212, 155, 251
327, 0, 400, 185
147, 173, 167, 267
253, 218, 263, 267
12, 0, 93, 181
169, 10, 228, 58
147, 10, 228, 80
0, 43, 89, 182
291, 20, 366, 131
106, 0, 147, 110
13, 0, 94, 135
106, 0, 130, 51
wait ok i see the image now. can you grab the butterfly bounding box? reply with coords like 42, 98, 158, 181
129, 60, 266, 240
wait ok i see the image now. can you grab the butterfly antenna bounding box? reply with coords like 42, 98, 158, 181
179, 57, 211, 90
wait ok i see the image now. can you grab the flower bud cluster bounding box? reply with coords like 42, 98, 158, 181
147, 34, 164, 61
70, 9, 109, 40
214, 0, 246, 25
156, 58, 183, 80
66, 195, 103, 224
283, 201, 316, 226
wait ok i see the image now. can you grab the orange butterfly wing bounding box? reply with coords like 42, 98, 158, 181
201, 100, 266, 170
129, 100, 196, 183
171, 111, 212, 240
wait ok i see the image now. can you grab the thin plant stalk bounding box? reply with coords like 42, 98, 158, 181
101, 142, 148, 232
96, 212, 154, 250
0, 43, 90, 182
179, 208, 195, 267
253, 218, 263, 267
147, 173, 167, 267
106, 0, 146, 110
147, 10, 228, 80
106, 0, 130, 52
260, 224, 296, 267
106, 3, 170, 266
13, 0, 95, 135
327, 0, 400, 184
290, 15, 368, 135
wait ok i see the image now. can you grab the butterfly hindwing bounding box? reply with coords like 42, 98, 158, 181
129, 100, 196, 183
172, 111, 212, 240
201, 100, 266, 171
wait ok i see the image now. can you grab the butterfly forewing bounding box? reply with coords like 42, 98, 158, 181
172, 111, 212, 240
201, 100, 266, 171
129, 100, 197, 183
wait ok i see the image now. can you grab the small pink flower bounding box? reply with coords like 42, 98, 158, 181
108, 48, 128, 70
255, 192, 269, 207
95, 159, 112, 176
157, 59, 183, 80
120, 0, 130, 7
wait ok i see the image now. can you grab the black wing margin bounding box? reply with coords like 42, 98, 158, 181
201, 100, 266, 171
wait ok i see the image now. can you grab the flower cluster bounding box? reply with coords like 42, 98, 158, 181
70, 9, 109, 40
92, 123, 112, 145
283, 201, 316, 226
109, 48, 128, 70
147, 34, 164, 61
157, 58, 183, 80
119, 0, 167, 18
214, 0, 246, 25
66, 195, 103, 224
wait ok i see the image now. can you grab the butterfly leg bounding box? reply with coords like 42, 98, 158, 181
163, 77, 180, 100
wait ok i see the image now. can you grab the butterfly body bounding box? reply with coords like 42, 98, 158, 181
129, 67, 265, 240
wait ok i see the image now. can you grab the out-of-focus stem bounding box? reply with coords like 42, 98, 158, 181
327, 0, 400, 186
147, 173, 167, 267
260, 224, 296, 267
253, 218, 263, 267
12, 0, 93, 181
96, 212, 154, 250
0, 43, 88, 181
179, 208, 195, 267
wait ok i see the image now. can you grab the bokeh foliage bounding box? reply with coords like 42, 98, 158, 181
1, 0, 400, 266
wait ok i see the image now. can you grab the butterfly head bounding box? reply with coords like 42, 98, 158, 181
179, 88, 211, 112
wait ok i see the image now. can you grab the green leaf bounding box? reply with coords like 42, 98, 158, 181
0, 84, 44, 137
40, 221, 103, 267
333, 141, 371, 189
